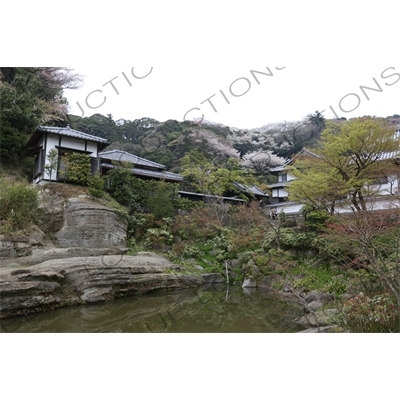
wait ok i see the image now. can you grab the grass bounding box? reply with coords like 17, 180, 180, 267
289, 263, 347, 296
0, 177, 39, 234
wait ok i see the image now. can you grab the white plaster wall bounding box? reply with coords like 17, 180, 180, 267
60, 136, 86, 151
266, 202, 304, 215
369, 176, 399, 195
336, 197, 400, 213
280, 188, 289, 197
272, 188, 289, 198
287, 173, 295, 181
87, 142, 98, 156
43, 135, 60, 181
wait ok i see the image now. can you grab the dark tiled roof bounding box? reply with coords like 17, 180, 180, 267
233, 182, 269, 197
269, 165, 287, 172
132, 168, 183, 181
268, 180, 295, 189
101, 163, 183, 182
37, 126, 109, 143
99, 150, 166, 169
179, 191, 246, 203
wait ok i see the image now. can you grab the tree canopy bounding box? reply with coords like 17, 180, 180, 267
288, 117, 399, 213
181, 149, 256, 197
0, 67, 81, 163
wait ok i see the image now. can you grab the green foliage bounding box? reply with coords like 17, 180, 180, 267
88, 173, 105, 198
0, 67, 80, 163
339, 292, 399, 333
73, 114, 121, 143
144, 218, 174, 250
239, 249, 272, 278
290, 117, 399, 213
307, 110, 326, 135
0, 73, 42, 162
142, 180, 179, 219
0, 178, 38, 232
263, 228, 321, 252
181, 149, 255, 196
291, 264, 347, 296
104, 163, 179, 218
98, 192, 130, 222
62, 153, 91, 185
205, 229, 235, 261
304, 208, 333, 233
158, 119, 183, 134
105, 164, 144, 210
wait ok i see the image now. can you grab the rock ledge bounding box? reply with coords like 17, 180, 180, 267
0, 252, 202, 319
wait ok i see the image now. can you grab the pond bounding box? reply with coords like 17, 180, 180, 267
0, 285, 305, 333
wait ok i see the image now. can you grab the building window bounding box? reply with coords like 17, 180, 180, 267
279, 173, 288, 183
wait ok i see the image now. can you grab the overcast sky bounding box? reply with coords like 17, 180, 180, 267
64, 67, 400, 130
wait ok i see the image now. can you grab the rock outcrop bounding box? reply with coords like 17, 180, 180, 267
0, 235, 32, 259
295, 309, 339, 328
54, 199, 127, 248
0, 247, 128, 268
0, 252, 203, 319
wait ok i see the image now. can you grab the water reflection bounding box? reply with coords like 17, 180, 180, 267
1, 286, 304, 333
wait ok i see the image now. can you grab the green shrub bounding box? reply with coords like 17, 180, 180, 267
339, 292, 399, 333
290, 263, 346, 296
0, 178, 38, 232
304, 209, 333, 232
144, 219, 174, 249
281, 219, 296, 228
105, 164, 144, 210
60, 153, 91, 186
88, 174, 105, 198
143, 180, 179, 219
263, 228, 321, 252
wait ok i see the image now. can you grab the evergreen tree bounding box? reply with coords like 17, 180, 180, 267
0, 67, 81, 163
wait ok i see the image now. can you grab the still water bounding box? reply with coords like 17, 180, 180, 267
1, 286, 304, 333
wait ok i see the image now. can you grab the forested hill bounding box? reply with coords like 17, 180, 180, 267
68, 115, 237, 171
66, 111, 341, 171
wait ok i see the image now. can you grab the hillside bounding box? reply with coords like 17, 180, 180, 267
62, 112, 319, 173
67, 113, 399, 170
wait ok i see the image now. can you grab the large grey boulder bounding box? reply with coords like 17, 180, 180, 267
0, 253, 202, 319
54, 199, 128, 248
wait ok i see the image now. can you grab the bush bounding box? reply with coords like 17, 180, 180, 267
88, 174, 105, 198
62, 153, 92, 185
0, 178, 38, 232
144, 218, 173, 250
263, 228, 321, 252
340, 292, 399, 333
304, 209, 333, 232
143, 180, 179, 219
291, 263, 345, 295
105, 165, 144, 210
